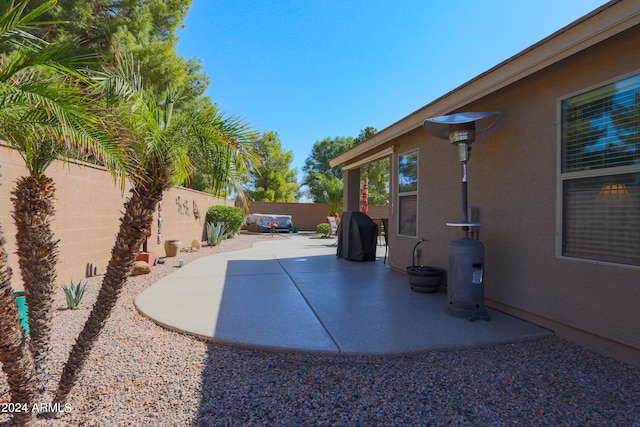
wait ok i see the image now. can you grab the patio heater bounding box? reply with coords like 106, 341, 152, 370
423, 112, 500, 321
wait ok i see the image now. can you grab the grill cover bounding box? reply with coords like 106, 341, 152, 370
336, 211, 378, 261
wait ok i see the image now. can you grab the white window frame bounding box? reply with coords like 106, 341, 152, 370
397, 149, 418, 237
556, 71, 640, 268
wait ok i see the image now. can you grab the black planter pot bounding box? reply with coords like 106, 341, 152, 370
406, 266, 444, 293
407, 239, 444, 293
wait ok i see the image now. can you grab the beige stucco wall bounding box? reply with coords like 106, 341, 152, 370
0, 144, 232, 290
382, 25, 640, 365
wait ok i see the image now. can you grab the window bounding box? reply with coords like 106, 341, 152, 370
398, 150, 418, 236
560, 73, 640, 266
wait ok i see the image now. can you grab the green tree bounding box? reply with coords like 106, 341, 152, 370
0, 2, 256, 423
360, 158, 390, 206
54, 78, 185, 407
249, 131, 299, 202
354, 126, 389, 205
19, 0, 208, 103
302, 135, 353, 204
53, 57, 254, 407
187, 104, 258, 200
302, 128, 389, 206
354, 126, 376, 145
302, 135, 354, 180
0, 1, 125, 423
305, 173, 343, 216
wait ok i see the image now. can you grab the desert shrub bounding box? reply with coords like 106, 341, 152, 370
206, 205, 243, 238
62, 280, 87, 310
316, 222, 331, 237
207, 222, 227, 246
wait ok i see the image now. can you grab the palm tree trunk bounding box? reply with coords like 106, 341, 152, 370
0, 225, 38, 427
10, 176, 59, 397
54, 176, 165, 407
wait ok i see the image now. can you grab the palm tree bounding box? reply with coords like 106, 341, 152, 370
0, 176, 38, 427
0, 3, 256, 418
307, 172, 344, 217
187, 103, 259, 199
0, 0, 126, 410
54, 64, 256, 406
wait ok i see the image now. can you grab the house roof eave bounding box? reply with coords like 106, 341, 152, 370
329, 0, 638, 169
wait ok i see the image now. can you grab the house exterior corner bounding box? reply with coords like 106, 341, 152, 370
330, 2, 640, 366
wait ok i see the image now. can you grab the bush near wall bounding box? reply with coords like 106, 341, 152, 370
206, 205, 243, 238
316, 223, 331, 237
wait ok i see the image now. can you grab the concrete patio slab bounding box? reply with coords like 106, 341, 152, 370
135, 233, 552, 355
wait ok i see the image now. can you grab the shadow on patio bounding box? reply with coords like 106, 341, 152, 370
133, 234, 563, 424
134, 234, 551, 355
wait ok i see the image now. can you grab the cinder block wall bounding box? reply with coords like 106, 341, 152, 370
143, 185, 234, 256
239, 201, 331, 231
0, 144, 232, 289
1, 143, 389, 288
238, 201, 389, 231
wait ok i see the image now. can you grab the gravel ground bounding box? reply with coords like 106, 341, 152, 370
1, 232, 639, 426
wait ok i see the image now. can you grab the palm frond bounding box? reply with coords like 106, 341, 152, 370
0, 42, 93, 84
0, 1, 64, 50
188, 108, 259, 198
94, 53, 143, 110
0, 63, 128, 177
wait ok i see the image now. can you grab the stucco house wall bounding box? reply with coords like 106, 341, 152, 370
331, 2, 640, 365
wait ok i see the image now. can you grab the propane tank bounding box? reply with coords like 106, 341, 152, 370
447, 238, 489, 321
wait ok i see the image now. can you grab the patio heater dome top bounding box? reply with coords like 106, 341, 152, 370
423, 111, 501, 142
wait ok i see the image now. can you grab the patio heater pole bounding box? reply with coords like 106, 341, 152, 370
461, 157, 469, 238
423, 112, 500, 321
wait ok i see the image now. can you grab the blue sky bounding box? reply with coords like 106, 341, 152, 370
177, 0, 608, 182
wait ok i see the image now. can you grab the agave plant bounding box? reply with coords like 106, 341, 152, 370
61, 280, 87, 310
206, 221, 227, 246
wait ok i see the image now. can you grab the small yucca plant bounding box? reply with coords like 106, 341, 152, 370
62, 280, 87, 310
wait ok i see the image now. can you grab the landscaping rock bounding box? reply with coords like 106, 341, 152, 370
131, 260, 151, 275
2, 233, 637, 427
